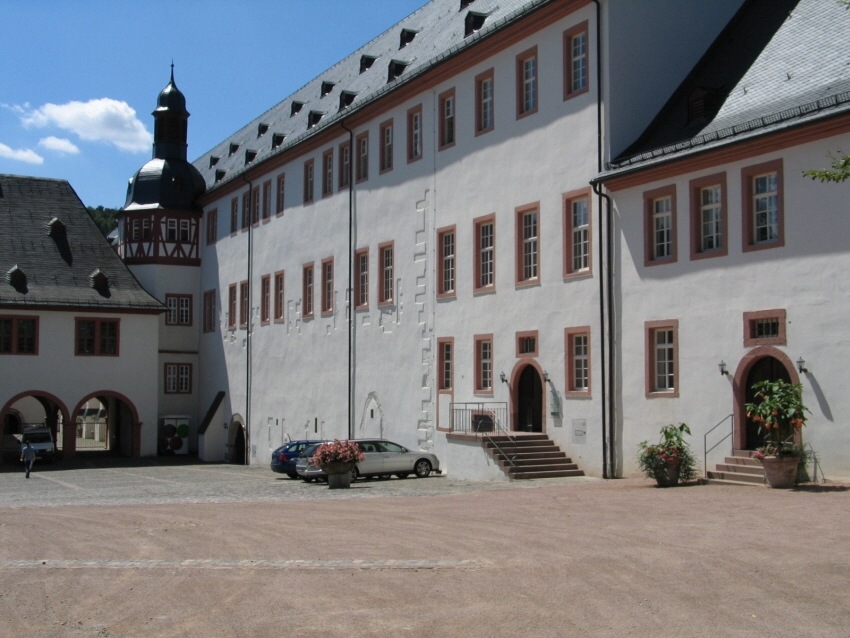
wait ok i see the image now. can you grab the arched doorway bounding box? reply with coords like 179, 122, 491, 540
227, 418, 247, 465
1, 392, 70, 466
515, 364, 544, 433
71, 392, 141, 459
734, 347, 798, 451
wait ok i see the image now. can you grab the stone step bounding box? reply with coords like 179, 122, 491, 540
700, 477, 763, 487
706, 470, 765, 485
510, 468, 585, 479
722, 456, 762, 467
714, 463, 764, 476
503, 457, 575, 468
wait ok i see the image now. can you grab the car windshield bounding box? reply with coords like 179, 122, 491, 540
23, 433, 51, 444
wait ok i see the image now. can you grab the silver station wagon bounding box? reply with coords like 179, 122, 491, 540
295, 439, 441, 482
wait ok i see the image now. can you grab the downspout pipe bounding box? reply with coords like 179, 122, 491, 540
241, 175, 253, 464
340, 120, 355, 440
590, 0, 614, 479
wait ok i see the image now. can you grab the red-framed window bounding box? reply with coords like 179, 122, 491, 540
322, 148, 334, 197
564, 189, 592, 277
438, 88, 456, 149
303, 158, 315, 204
228, 284, 237, 328
356, 132, 369, 182
742, 159, 784, 252
239, 280, 249, 327
321, 257, 334, 315
165, 363, 192, 394
516, 46, 538, 118
474, 214, 496, 293
644, 184, 677, 266
474, 334, 494, 394
438, 337, 454, 391
75, 318, 119, 356
355, 248, 369, 309
475, 68, 495, 135
206, 208, 217, 245
165, 294, 192, 326
260, 275, 271, 324
339, 141, 351, 190
203, 290, 216, 333
516, 330, 538, 358
407, 105, 423, 162
646, 320, 679, 397
564, 22, 589, 99
437, 225, 456, 298
690, 173, 728, 259
274, 271, 285, 322
262, 180, 272, 220
378, 242, 394, 305
302, 263, 314, 318
276, 174, 286, 215
0, 316, 38, 355
515, 203, 540, 287
565, 326, 591, 396
379, 119, 394, 173
743, 309, 787, 347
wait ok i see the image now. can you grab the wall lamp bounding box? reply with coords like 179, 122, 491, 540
500, 371, 508, 384
718, 360, 729, 376
543, 371, 550, 383
797, 357, 808, 374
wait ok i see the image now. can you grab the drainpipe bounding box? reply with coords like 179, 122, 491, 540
241, 175, 253, 464
340, 120, 355, 440
591, 0, 615, 479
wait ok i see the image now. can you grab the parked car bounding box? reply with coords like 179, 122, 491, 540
295, 439, 440, 482
270, 440, 323, 478
20, 427, 55, 463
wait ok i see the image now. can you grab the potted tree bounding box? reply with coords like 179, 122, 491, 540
745, 379, 809, 488
637, 423, 698, 487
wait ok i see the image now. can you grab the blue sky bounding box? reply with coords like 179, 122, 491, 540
0, 0, 426, 208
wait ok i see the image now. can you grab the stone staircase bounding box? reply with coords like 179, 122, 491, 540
482, 433, 584, 479
704, 450, 765, 486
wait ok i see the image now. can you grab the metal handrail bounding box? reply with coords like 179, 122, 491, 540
704, 414, 734, 479
804, 442, 825, 483
484, 416, 518, 469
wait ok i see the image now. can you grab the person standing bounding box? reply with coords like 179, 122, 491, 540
20, 441, 35, 478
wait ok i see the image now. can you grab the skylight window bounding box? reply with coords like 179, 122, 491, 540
339, 91, 357, 111
245, 150, 257, 165
215, 170, 226, 183
257, 123, 269, 137
209, 156, 220, 168
321, 81, 335, 97
464, 11, 487, 36
291, 101, 304, 117
272, 133, 285, 149
229, 143, 239, 156
307, 111, 324, 128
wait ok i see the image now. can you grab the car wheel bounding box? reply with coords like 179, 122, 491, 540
349, 466, 359, 482
301, 477, 313, 483
287, 473, 298, 479
379, 474, 391, 480
396, 472, 410, 479
413, 459, 432, 478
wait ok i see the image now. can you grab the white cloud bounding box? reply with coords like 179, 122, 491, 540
19, 98, 152, 153
0, 142, 43, 164
39, 136, 80, 154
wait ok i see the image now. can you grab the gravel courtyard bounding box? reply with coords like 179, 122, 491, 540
0, 458, 847, 637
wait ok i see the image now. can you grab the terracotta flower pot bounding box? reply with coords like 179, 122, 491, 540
760, 455, 800, 489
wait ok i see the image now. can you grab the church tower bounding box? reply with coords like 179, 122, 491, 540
118, 68, 206, 455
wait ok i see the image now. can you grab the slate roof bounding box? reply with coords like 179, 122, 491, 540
193, 0, 556, 192
0, 175, 164, 312
603, 0, 850, 177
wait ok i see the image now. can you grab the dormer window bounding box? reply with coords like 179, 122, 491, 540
209, 156, 220, 168
321, 81, 335, 97
464, 11, 487, 36
307, 111, 324, 129
291, 101, 304, 117
215, 170, 226, 183
339, 91, 357, 111
399, 28, 417, 49
272, 133, 285, 149
388, 60, 409, 83
89, 268, 109, 292
228, 143, 239, 156
245, 150, 257, 165
6, 265, 27, 291
47, 217, 66, 238
687, 86, 724, 125
460, 0, 475, 8
257, 123, 269, 137
360, 55, 377, 73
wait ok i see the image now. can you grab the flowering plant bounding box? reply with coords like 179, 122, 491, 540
309, 439, 364, 467
637, 423, 698, 482
745, 379, 809, 459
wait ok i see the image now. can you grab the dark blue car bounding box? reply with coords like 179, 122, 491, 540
270, 440, 321, 478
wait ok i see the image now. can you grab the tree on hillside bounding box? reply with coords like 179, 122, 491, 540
86, 206, 121, 237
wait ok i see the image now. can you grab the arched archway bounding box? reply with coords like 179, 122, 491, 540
72, 392, 141, 459
733, 347, 799, 450
510, 362, 546, 433
1, 391, 71, 466
227, 416, 247, 465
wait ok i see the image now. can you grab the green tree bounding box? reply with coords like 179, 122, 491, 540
803, 153, 850, 183
86, 206, 121, 237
